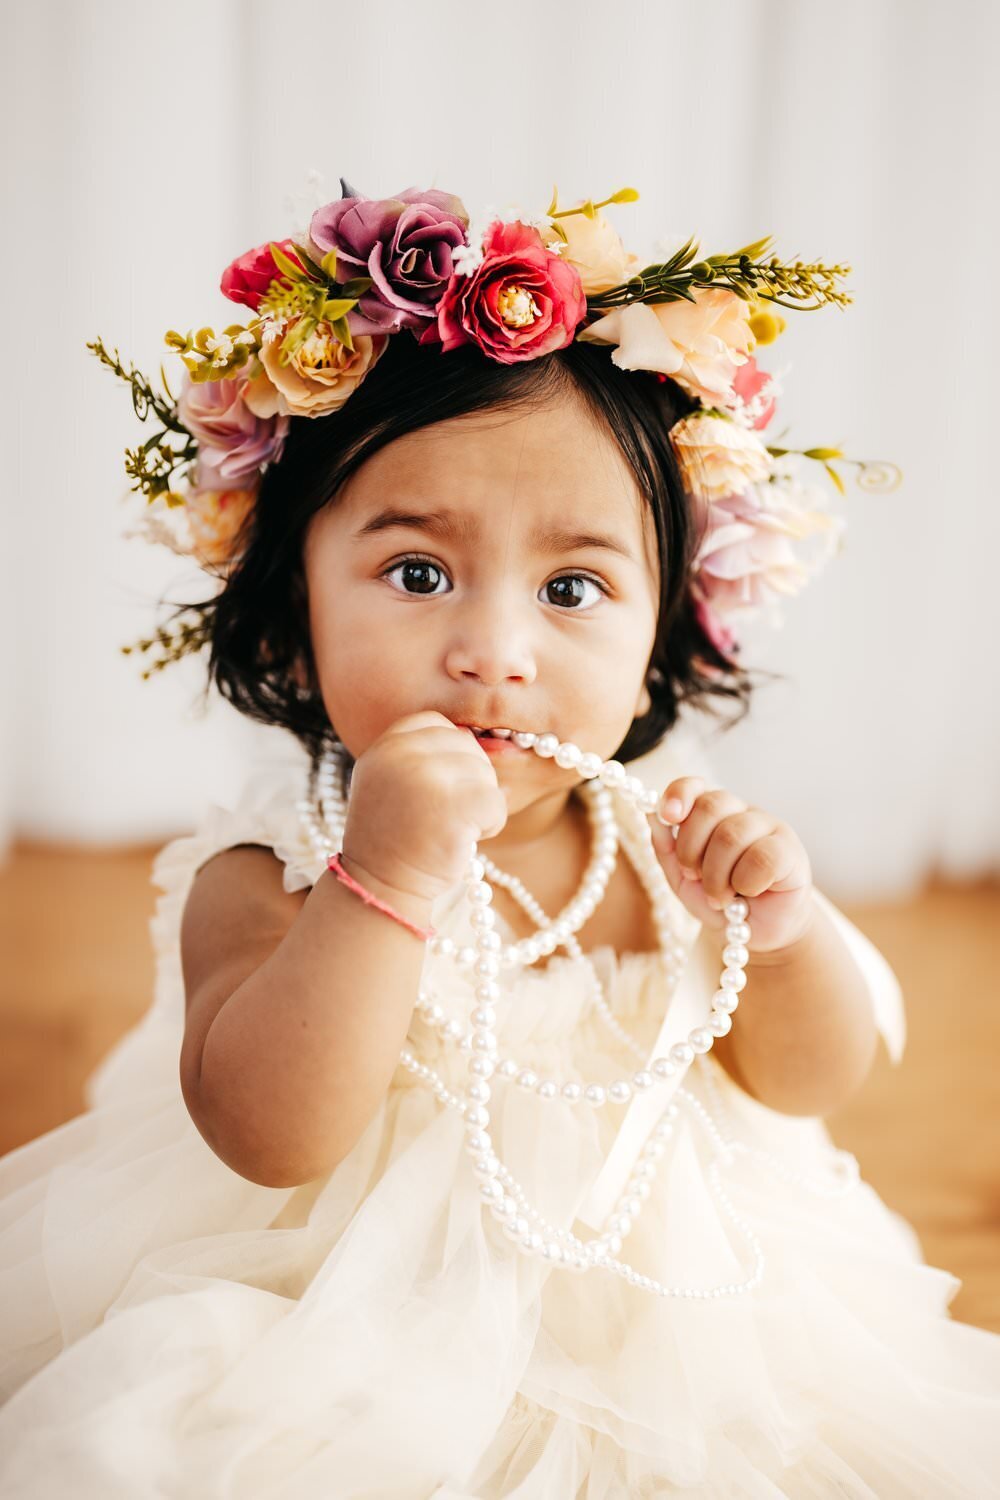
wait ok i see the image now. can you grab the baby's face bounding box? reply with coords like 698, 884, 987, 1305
302, 387, 660, 824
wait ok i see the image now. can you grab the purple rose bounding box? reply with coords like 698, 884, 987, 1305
309, 177, 470, 337
177, 370, 289, 486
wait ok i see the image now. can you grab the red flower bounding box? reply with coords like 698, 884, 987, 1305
220, 239, 305, 312
420, 220, 587, 364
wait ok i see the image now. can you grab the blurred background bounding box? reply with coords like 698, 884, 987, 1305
1, 0, 998, 1327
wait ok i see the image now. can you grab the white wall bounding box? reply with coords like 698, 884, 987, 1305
2, 0, 998, 899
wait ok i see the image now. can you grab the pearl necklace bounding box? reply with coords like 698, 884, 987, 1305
296, 732, 860, 1300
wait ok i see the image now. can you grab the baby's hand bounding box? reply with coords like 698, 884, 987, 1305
647, 776, 814, 955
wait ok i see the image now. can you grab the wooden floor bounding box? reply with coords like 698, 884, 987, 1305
1, 841, 998, 1333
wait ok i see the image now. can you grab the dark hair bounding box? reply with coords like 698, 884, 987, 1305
176, 332, 765, 774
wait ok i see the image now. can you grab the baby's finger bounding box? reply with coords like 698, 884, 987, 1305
700, 809, 776, 908
655, 776, 706, 828
673, 788, 747, 878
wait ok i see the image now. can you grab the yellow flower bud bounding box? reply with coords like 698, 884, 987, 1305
748, 308, 784, 345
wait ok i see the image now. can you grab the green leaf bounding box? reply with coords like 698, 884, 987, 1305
321, 248, 339, 280
291, 241, 325, 280
733, 235, 775, 261
824, 463, 846, 496
337, 277, 374, 298
269, 241, 311, 283
330, 315, 354, 352
321, 297, 359, 322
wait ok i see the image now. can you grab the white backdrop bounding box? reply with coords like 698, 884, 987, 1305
2, 0, 998, 901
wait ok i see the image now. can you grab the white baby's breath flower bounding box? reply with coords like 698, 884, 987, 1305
282, 167, 328, 244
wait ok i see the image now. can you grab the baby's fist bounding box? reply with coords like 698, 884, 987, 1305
648, 776, 815, 955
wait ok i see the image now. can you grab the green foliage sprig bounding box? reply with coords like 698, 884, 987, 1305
87, 337, 197, 503
257, 241, 375, 362
585, 234, 852, 314
119, 610, 212, 678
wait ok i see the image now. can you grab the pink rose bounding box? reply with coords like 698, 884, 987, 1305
692, 481, 842, 619
220, 239, 305, 312
420, 220, 587, 364
177, 369, 289, 486
730, 354, 777, 431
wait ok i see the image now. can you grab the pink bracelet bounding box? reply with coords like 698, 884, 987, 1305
326, 853, 437, 943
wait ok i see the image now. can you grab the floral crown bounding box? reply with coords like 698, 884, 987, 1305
89, 176, 901, 678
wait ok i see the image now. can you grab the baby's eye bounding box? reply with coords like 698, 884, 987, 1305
381, 556, 608, 611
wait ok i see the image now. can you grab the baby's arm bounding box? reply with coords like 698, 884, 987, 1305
703, 888, 880, 1117
179, 843, 435, 1188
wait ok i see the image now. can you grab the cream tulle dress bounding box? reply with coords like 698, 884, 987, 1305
2, 730, 1000, 1499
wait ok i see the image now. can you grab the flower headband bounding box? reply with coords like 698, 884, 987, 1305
88, 177, 901, 677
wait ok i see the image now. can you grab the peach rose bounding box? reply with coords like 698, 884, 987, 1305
670, 413, 774, 504
244, 320, 389, 419
184, 481, 257, 568
537, 208, 643, 296
578, 286, 755, 406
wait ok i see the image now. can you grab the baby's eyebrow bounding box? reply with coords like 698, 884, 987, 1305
352, 505, 637, 563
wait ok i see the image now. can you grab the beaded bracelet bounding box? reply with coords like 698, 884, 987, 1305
326, 852, 438, 942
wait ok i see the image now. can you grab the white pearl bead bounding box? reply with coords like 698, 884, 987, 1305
467, 1081, 491, 1104
620, 1195, 642, 1218
554, 742, 582, 769
578, 752, 602, 779
468, 883, 492, 906
599, 760, 626, 787
458, 946, 477, 966
608, 1213, 632, 1236
516, 1070, 539, 1091
623, 774, 644, 801
725, 898, 749, 921
534, 733, 559, 758
712, 989, 739, 1014
479, 1178, 504, 1202
608, 1080, 633, 1103
726, 921, 751, 945
632, 1071, 654, 1091
512, 732, 536, 749
722, 943, 749, 968
469, 906, 496, 930
720, 967, 747, 993
604, 1233, 623, 1255
542, 1240, 563, 1263
464, 1104, 488, 1127
466, 1129, 490, 1154
628, 1178, 651, 1201
536, 1081, 558, 1101
474, 956, 501, 979
503, 1215, 530, 1240
584, 1084, 607, 1107
561, 1082, 583, 1103
497, 1059, 519, 1078
670, 1042, 695, 1067
641, 1140, 665, 1160
651, 1056, 678, 1079
708, 1011, 733, 1037
470, 1005, 497, 1029
688, 1027, 714, 1054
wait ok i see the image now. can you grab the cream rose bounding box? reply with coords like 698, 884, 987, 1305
244, 320, 388, 419
670, 413, 774, 504
578, 286, 755, 406
538, 208, 643, 296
